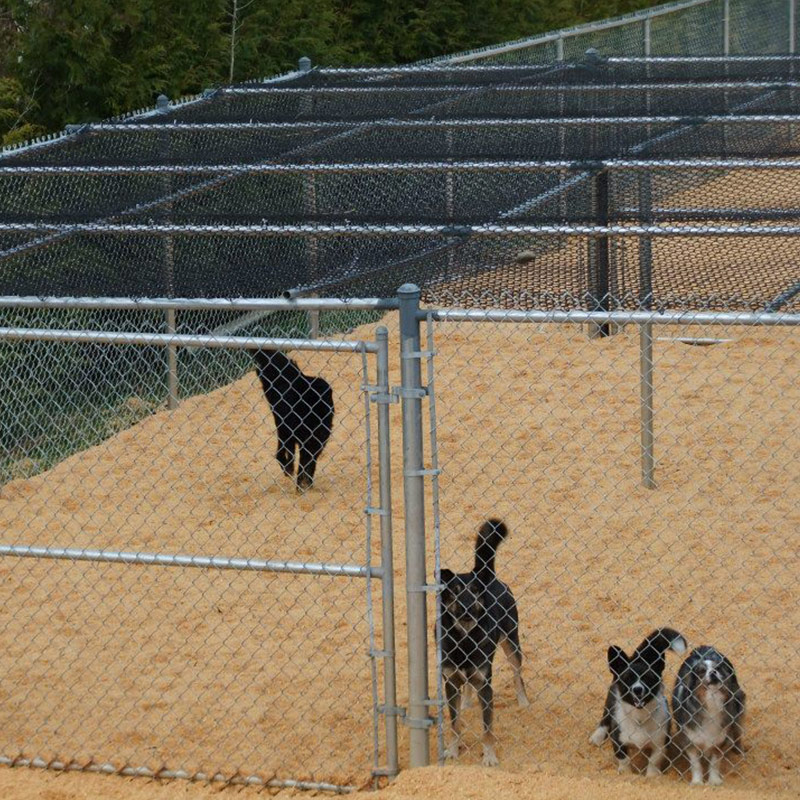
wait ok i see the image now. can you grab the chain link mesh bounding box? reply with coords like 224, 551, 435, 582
421, 301, 797, 791
0, 312, 397, 790
0, 0, 798, 792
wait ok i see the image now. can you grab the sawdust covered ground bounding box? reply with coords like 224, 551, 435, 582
0, 311, 797, 798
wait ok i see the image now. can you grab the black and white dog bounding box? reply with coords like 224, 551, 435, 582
672, 646, 746, 786
439, 519, 530, 767
590, 627, 687, 776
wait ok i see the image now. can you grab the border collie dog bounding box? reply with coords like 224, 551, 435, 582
251, 349, 334, 492
439, 519, 530, 767
590, 627, 687, 776
672, 646, 746, 786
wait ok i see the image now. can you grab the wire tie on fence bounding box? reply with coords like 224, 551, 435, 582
401, 349, 436, 359
407, 582, 444, 593
424, 697, 445, 708
365, 506, 389, 516
370, 649, 391, 658
403, 468, 441, 477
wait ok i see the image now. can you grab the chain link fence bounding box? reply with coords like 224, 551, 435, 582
417, 297, 798, 790
1, 0, 799, 792
0, 300, 400, 791
426, 0, 798, 64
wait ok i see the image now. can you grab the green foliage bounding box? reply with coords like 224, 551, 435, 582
0, 77, 45, 146
3, 1, 665, 136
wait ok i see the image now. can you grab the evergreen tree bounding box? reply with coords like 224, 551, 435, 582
3, 0, 666, 135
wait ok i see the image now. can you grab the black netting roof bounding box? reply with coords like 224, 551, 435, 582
1, 53, 800, 311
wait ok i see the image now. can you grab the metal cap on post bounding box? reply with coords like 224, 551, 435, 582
397, 283, 431, 769
156, 94, 170, 114
298, 56, 312, 73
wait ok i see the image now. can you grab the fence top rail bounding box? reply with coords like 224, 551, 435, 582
421, 308, 800, 326
3, 157, 799, 177
321, 55, 800, 75
6, 222, 800, 237
60, 113, 800, 133
0, 327, 379, 353
0, 295, 398, 311
0, 544, 379, 578
221, 80, 800, 95
607, 55, 800, 63
433, 0, 718, 64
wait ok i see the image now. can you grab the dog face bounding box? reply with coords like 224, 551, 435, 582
440, 569, 484, 635
681, 649, 739, 702
608, 646, 665, 709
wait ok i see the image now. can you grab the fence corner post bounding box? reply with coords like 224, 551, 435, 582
397, 283, 431, 769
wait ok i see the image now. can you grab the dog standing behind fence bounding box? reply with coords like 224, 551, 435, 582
590, 627, 687, 776
671, 645, 746, 786
251, 349, 334, 492
439, 519, 530, 767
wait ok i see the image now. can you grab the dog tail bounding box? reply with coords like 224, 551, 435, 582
473, 519, 509, 582
634, 627, 687, 668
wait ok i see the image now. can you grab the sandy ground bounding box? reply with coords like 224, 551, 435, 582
0, 311, 797, 798
0, 762, 799, 800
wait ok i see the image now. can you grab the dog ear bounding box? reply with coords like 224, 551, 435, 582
608, 645, 628, 679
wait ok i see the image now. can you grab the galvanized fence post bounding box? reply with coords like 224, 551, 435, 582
165, 307, 179, 410
589, 167, 611, 338
397, 283, 431, 768
158, 94, 179, 410
375, 326, 399, 777
638, 170, 656, 489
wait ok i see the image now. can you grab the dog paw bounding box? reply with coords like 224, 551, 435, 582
646, 766, 662, 778
617, 759, 632, 774
589, 726, 607, 747
708, 774, 723, 787
482, 748, 499, 767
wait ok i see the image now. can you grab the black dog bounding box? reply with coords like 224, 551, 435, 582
672, 646, 746, 786
439, 519, 529, 767
590, 627, 687, 776
251, 349, 334, 491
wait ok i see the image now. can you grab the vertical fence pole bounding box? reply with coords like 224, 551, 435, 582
156, 94, 178, 411
299, 57, 320, 339
165, 307, 179, 410
723, 0, 731, 55
638, 171, 656, 489
640, 323, 656, 489
158, 94, 179, 410
397, 283, 431, 768
376, 326, 399, 777
589, 168, 611, 338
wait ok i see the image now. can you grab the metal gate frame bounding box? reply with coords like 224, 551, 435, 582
0, 296, 399, 792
